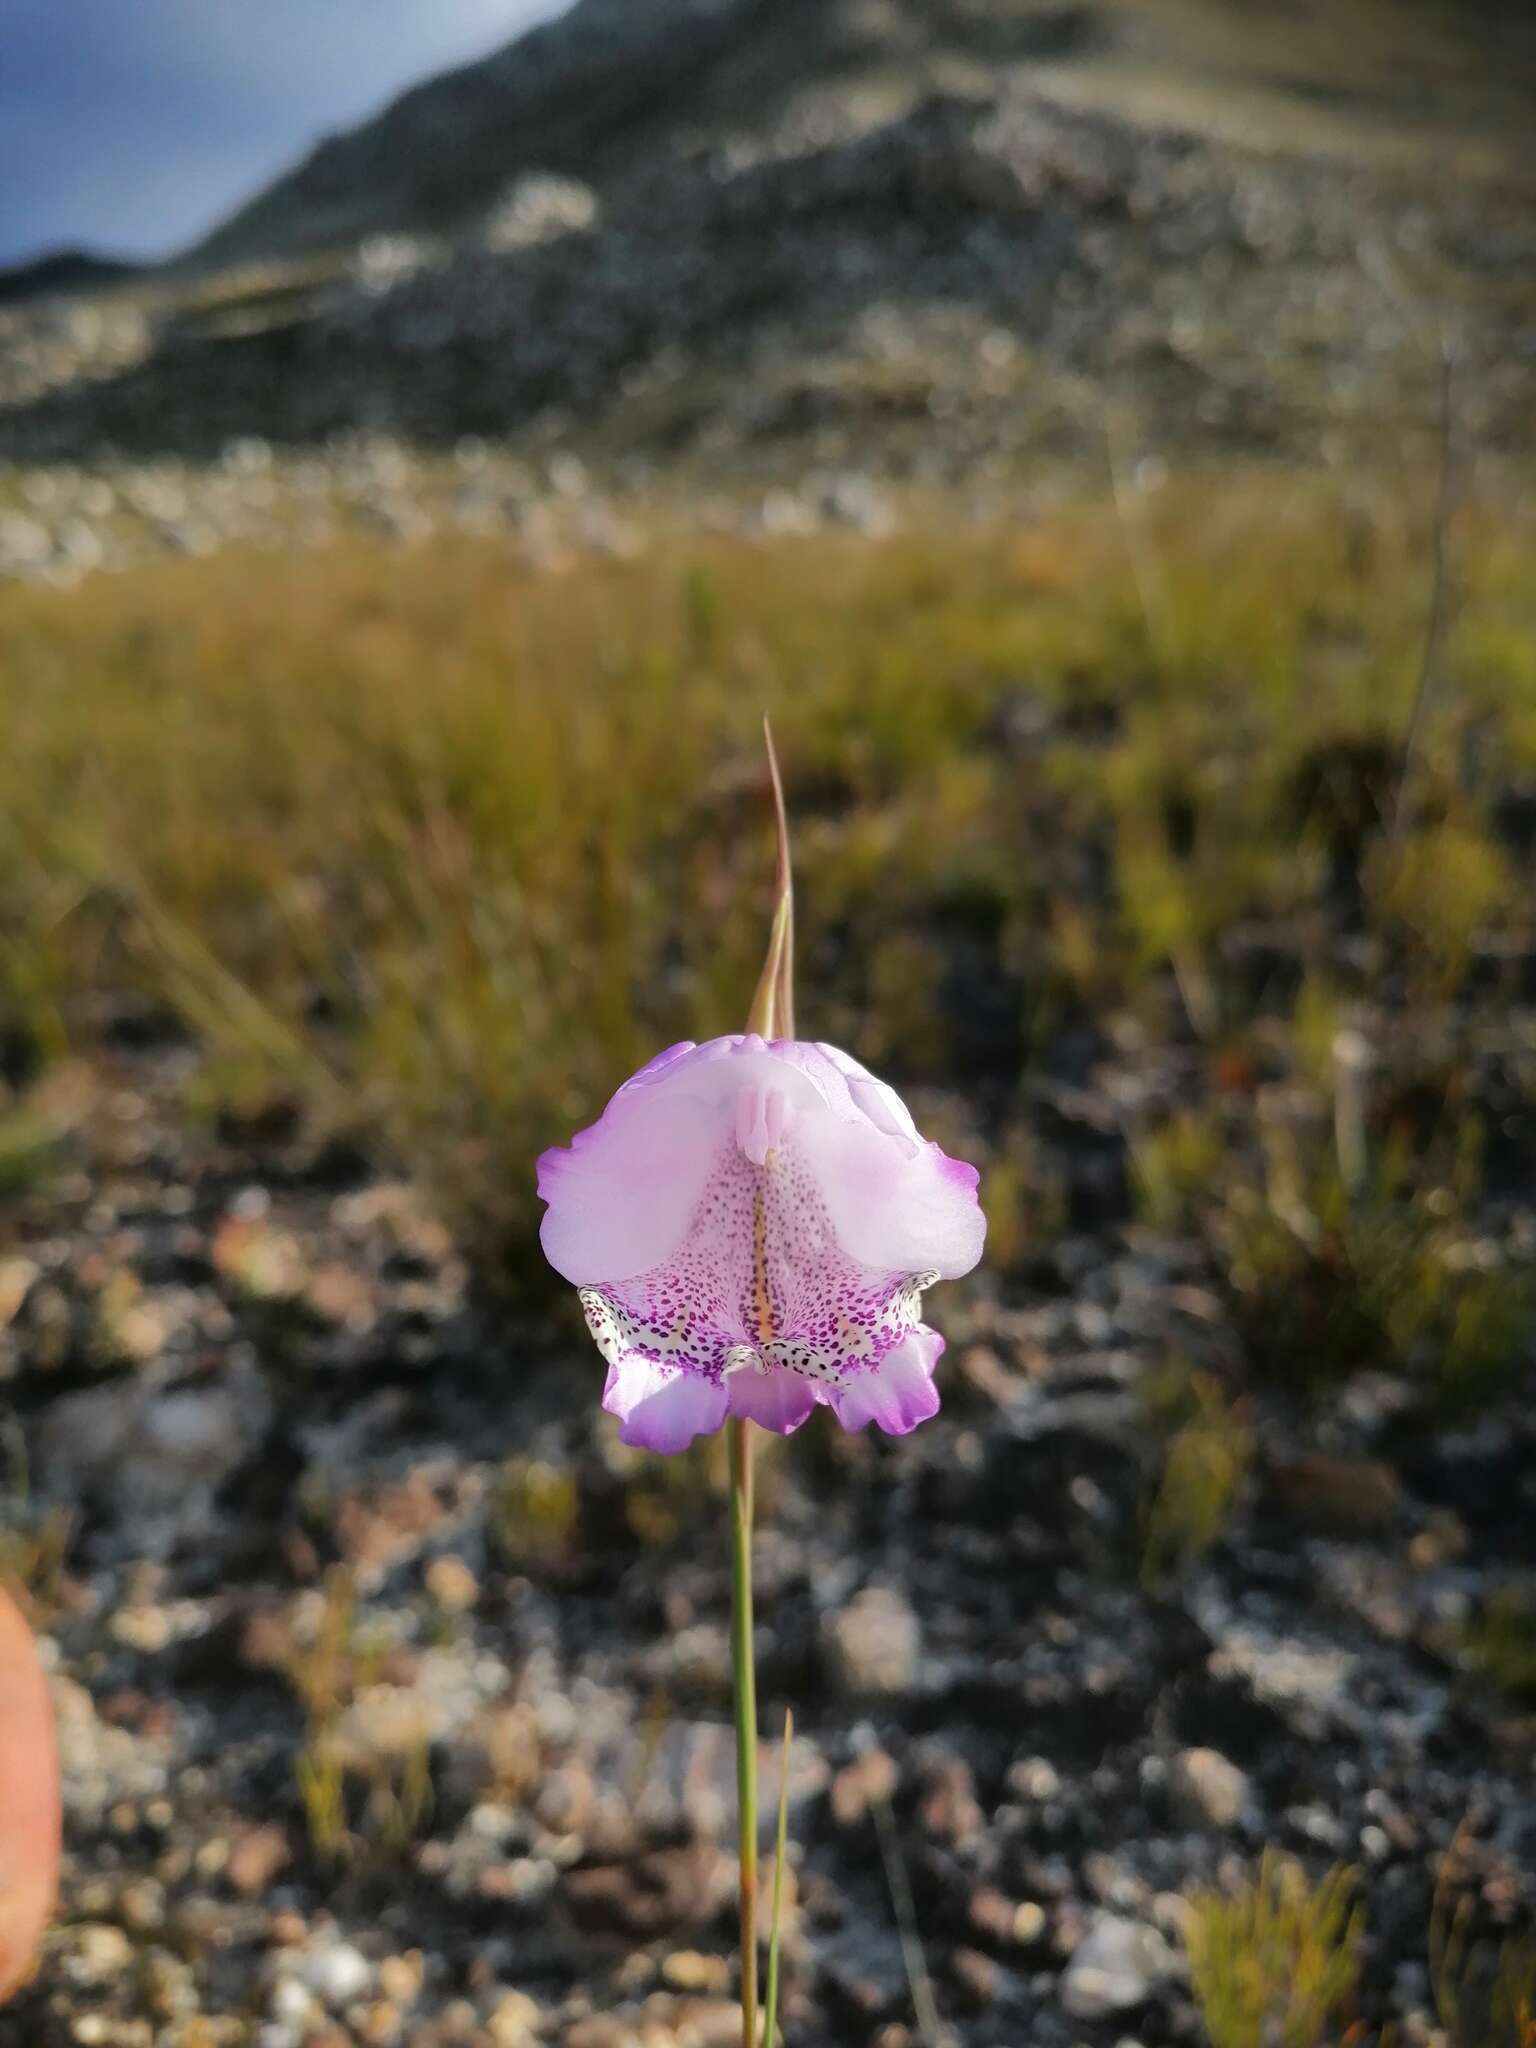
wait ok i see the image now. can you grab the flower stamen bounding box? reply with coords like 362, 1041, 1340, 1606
751, 1186, 775, 1345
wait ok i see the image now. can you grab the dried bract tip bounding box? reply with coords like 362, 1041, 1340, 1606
746, 717, 795, 1042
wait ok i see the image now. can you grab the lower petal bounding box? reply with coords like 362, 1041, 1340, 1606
725, 1361, 819, 1436
832, 1327, 944, 1436
603, 1356, 729, 1454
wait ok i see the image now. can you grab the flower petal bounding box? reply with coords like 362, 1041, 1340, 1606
806, 1041, 921, 1140
832, 1327, 944, 1436
541, 1037, 982, 1454
603, 1354, 729, 1454
538, 1084, 723, 1287
724, 1359, 820, 1435
793, 1111, 984, 1280
538, 1039, 830, 1287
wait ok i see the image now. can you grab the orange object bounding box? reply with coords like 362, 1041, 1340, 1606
0, 1586, 59, 2003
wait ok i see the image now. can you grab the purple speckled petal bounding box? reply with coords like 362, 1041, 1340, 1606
540, 1037, 983, 1452
832, 1327, 944, 1435
724, 1360, 820, 1435
603, 1354, 730, 1453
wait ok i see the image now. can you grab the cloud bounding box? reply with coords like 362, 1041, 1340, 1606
0, 0, 567, 266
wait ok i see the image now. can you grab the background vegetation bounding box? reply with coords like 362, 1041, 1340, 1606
3, 458, 1535, 2044
3, 463, 1532, 1331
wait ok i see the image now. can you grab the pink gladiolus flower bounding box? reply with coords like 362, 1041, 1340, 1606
537, 1033, 985, 1453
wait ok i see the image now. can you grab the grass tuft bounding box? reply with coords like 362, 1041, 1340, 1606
1187, 1852, 1364, 2048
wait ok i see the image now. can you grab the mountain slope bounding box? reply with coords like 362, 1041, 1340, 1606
185, 0, 1536, 272
187, 0, 1013, 267
0, 0, 1530, 537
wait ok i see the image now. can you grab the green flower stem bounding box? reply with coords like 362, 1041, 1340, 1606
761, 1707, 793, 2048
729, 1413, 759, 2048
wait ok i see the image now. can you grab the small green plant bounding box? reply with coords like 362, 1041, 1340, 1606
1141, 1367, 1252, 1591
978, 1134, 1066, 1272
1218, 1113, 1530, 1408
1460, 1587, 1536, 1706
0, 1108, 60, 1203
620, 1436, 727, 1548
1187, 1852, 1363, 2048
1367, 818, 1511, 998
294, 1741, 348, 1866
280, 1567, 432, 1867
0, 1419, 72, 1628
1130, 1107, 1227, 1235
0, 1504, 72, 1630
492, 1456, 581, 1568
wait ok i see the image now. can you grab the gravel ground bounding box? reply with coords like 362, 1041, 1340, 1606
2, 1012, 1533, 2047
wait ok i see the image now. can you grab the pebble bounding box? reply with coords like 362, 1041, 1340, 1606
425, 1554, 480, 1613
969, 1887, 1047, 1948
227, 1823, 292, 1897
920, 1756, 984, 1848
486, 1991, 544, 2046
1059, 1914, 1176, 2021
1168, 1747, 1251, 1830
1008, 1756, 1063, 1802
825, 1586, 921, 1696
64, 1923, 133, 1987
950, 1945, 1001, 2006
303, 1941, 374, 2008
830, 1747, 897, 1824
661, 1952, 730, 1995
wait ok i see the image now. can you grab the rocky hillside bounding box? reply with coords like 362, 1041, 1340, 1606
0, 0, 1531, 582
184, 0, 1536, 272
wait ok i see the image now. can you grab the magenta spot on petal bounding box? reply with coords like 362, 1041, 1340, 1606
936, 1149, 982, 1191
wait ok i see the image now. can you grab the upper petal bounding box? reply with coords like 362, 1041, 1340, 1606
538, 1037, 830, 1287
792, 1110, 984, 1280
538, 1082, 727, 1287
538, 1035, 983, 1301
804, 1041, 921, 1141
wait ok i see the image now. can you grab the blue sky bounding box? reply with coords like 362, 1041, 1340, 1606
0, 0, 567, 269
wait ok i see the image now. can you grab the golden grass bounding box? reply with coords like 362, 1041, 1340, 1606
0, 468, 1532, 1319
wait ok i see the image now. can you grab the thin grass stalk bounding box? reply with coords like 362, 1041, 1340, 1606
761, 1708, 794, 2047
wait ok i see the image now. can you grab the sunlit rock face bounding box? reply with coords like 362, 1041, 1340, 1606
0, 1587, 59, 2004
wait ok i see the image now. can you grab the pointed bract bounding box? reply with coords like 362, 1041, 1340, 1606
746, 717, 795, 1042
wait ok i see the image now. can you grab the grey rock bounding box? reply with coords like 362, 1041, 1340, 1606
35, 1352, 272, 1555
301, 1939, 373, 2008
1060, 1914, 1177, 2022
